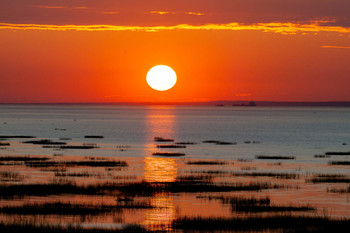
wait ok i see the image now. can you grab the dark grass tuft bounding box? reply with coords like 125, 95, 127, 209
328, 161, 350, 165
85, 135, 104, 139
308, 174, 350, 183
325, 152, 350, 155
156, 144, 186, 148
232, 172, 299, 179
172, 216, 350, 232
23, 140, 67, 145
0, 223, 149, 233
0, 156, 50, 162
152, 152, 185, 157
255, 155, 295, 160
24, 160, 128, 168
154, 137, 174, 142
186, 160, 228, 165
0, 136, 35, 139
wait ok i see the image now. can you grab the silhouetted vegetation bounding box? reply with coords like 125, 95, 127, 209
329, 161, 350, 165
175, 142, 197, 145
85, 135, 104, 139
60, 145, 99, 149
0, 171, 24, 182
196, 195, 271, 206
23, 140, 67, 145
152, 152, 185, 157
255, 155, 295, 160
186, 160, 228, 165
202, 140, 236, 145
0, 223, 149, 233
314, 154, 331, 158
328, 186, 350, 193
309, 174, 350, 183
232, 172, 299, 179
0, 200, 154, 216
156, 144, 186, 148
0, 156, 50, 162
154, 137, 174, 142
325, 151, 350, 155
24, 160, 128, 168
172, 216, 350, 232
0, 180, 288, 198
0, 136, 35, 139
202, 140, 220, 143
0, 142, 10, 146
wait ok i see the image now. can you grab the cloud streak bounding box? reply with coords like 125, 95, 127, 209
1, 22, 349, 34
321, 45, 350, 49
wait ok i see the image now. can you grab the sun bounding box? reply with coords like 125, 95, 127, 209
146, 65, 177, 91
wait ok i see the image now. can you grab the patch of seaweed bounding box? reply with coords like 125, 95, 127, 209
154, 137, 174, 142
23, 140, 67, 145
172, 216, 350, 232
328, 161, 350, 165
156, 144, 186, 148
186, 160, 228, 165
325, 152, 350, 155
232, 172, 299, 179
152, 152, 185, 157
0, 156, 50, 162
24, 160, 128, 168
255, 155, 295, 160
0, 136, 35, 139
309, 174, 350, 183
85, 135, 104, 139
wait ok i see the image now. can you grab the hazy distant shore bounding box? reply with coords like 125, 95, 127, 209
1, 101, 350, 107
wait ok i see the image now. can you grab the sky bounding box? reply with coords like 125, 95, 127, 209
0, 0, 350, 103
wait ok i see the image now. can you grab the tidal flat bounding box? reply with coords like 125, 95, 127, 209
0, 105, 349, 232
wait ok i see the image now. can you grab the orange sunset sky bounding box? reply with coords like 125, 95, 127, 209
0, 0, 350, 103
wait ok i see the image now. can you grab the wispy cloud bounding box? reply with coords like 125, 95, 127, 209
1, 22, 349, 35
321, 45, 350, 49
33, 6, 66, 9
100, 11, 119, 15
185, 12, 206, 16
149, 11, 172, 15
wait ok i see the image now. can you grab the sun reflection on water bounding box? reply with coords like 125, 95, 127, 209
143, 106, 178, 230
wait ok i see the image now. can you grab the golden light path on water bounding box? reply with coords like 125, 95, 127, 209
142, 106, 178, 230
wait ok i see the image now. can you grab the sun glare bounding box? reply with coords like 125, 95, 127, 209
146, 65, 177, 91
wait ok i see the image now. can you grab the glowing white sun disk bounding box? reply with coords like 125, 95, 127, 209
146, 65, 177, 91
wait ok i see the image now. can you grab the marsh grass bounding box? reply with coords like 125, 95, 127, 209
24, 160, 128, 168
85, 136, 104, 138
152, 152, 185, 157
172, 216, 350, 232
328, 186, 350, 193
325, 152, 350, 155
186, 160, 228, 165
0, 136, 35, 139
0, 156, 50, 162
0, 142, 10, 146
156, 144, 186, 148
23, 140, 67, 145
196, 195, 313, 213
0, 171, 24, 182
328, 161, 350, 165
54, 172, 105, 178
154, 137, 174, 142
232, 172, 299, 179
0, 222, 149, 233
308, 174, 350, 183
255, 155, 295, 160
175, 142, 196, 145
